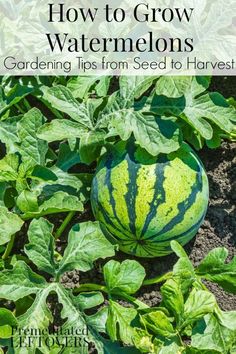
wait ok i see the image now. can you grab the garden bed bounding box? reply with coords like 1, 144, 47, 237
0, 75, 235, 354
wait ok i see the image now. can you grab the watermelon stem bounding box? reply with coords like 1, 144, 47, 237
74, 283, 107, 293
143, 272, 173, 286
112, 291, 149, 309
55, 211, 76, 240
2, 234, 16, 261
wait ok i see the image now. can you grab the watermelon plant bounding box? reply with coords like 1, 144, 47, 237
0, 75, 235, 353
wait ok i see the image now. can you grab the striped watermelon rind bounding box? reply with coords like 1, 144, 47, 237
91, 140, 209, 258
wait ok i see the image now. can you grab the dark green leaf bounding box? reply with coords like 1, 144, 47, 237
161, 279, 184, 324
184, 290, 216, 325
196, 248, 236, 294
17, 108, 48, 167
0, 83, 33, 115
56, 143, 81, 172
0, 308, 18, 339
37, 119, 86, 142
24, 218, 56, 276
108, 111, 181, 155
0, 154, 19, 183
0, 206, 24, 245
30, 165, 58, 181
75, 292, 104, 311
0, 262, 46, 301
58, 221, 115, 276
42, 85, 93, 128
106, 300, 138, 345
79, 130, 106, 164
191, 314, 236, 353
104, 260, 145, 295
142, 310, 175, 337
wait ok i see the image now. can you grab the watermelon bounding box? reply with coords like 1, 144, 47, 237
91, 140, 209, 257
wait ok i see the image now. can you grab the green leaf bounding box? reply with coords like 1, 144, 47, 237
196, 247, 236, 294
55, 283, 109, 353
0, 206, 24, 245
58, 221, 115, 276
108, 111, 181, 155
184, 93, 235, 138
22, 191, 84, 219
13, 287, 53, 354
75, 292, 104, 311
30, 165, 58, 181
42, 85, 93, 128
95, 77, 111, 97
86, 307, 108, 333
56, 143, 81, 172
79, 130, 106, 164
33, 166, 84, 197
153, 77, 235, 142
0, 261, 46, 301
132, 328, 157, 353
158, 341, 185, 354
142, 310, 175, 337
161, 279, 184, 325
120, 76, 158, 101
0, 154, 19, 182
16, 190, 39, 213
103, 342, 141, 354
37, 119, 86, 142
103, 260, 145, 295
156, 76, 210, 98
0, 116, 20, 153
171, 240, 189, 258
185, 348, 219, 354
106, 300, 138, 345
0, 83, 33, 115
191, 314, 236, 353
0, 183, 7, 207
39, 191, 83, 213
216, 308, 236, 331
68, 76, 100, 99
206, 125, 222, 149
24, 218, 56, 276
171, 241, 196, 294
0, 308, 18, 339
173, 257, 196, 295
67, 76, 111, 99
17, 108, 48, 167
184, 289, 216, 325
